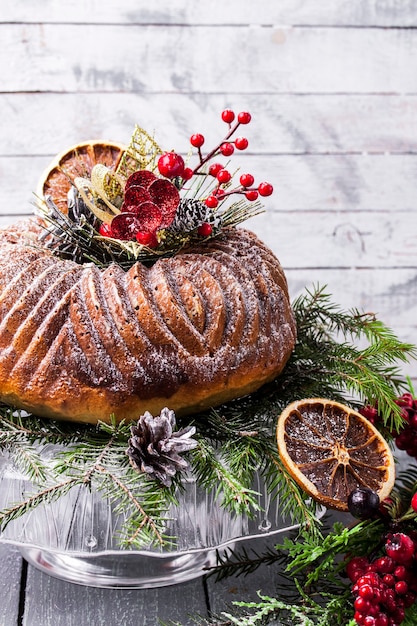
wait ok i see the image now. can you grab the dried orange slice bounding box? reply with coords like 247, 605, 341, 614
276, 398, 395, 511
37, 140, 125, 214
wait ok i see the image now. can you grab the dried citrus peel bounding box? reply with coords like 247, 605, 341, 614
276, 398, 395, 511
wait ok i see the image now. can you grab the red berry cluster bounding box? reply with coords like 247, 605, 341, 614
347, 531, 417, 625
360, 392, 417, 460
157, 109, 273, 210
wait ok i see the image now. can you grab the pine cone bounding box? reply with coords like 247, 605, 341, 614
168, 198, 222, 233
126, 408, 198, 486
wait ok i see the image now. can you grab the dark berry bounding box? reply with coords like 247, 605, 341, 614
348, 488, 380, 519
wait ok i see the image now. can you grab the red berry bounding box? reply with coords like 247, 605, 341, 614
205, 195, 219, 209
373, 557, 395, 574
157, 152, 185, 179
258, 182, 274, 197
385, 533, 415, 564
220, 142, 234, 156
216, 169, 232, 184
190, 133, 205, 148
346, 556, 370, 582
382, 574, 395, 587
411, 492, 417, 513
221, 109, 235, 123
358, 584, 374, 599
237, 111, 252, 124
235, 137, 249, 150
402, 591, 416, 608
395, 580, 409, 595
135, 231, 158, 247
240, 173, 255, 188
198, 222, 213, 237
209, 163, 224, 177
182, 167, 194, 181
98, 223, 113, 237
360, 405, 380, 424
245, 189, 259, 201
354, 596, 371, 613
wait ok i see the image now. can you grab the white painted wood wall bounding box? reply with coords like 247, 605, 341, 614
1, 0, 416, 385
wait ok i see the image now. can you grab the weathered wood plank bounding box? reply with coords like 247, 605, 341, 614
2, 153, 417, 217
2, 24, 417, 94
23, 564, 208, 625
0, 543, 23, 625
250, 209, 417, 269
2, 93, 417, 156
1, 0, 417, 27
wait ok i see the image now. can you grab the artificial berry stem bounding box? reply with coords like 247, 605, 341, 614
191, 120, 242, 176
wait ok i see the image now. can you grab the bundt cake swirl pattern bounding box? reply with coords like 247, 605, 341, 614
0, 221, 296, 423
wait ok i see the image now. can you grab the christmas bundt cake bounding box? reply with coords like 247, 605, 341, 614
0, 110, 296, 424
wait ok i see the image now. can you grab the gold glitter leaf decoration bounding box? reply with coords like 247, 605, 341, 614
74, 177, 120, 224
91, 164, 124, 207
116, 125, 163, 180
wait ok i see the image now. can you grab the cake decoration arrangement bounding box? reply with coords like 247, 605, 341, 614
0, 108, 417, 622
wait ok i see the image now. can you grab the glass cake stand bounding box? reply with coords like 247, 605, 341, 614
0, 449, 323, 589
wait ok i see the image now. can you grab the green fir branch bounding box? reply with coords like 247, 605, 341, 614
190, 438, 261, 516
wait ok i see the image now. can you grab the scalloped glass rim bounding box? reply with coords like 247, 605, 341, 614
0, 452, 325, 588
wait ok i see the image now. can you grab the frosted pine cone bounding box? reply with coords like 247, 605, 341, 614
168, 198, 222, 233
126, 408, 198, 486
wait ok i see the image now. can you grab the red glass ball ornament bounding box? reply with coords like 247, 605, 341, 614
190, 133, 205, 148
240, 173, 255, 188
258, 182, 274, 197
198, 222, 213, 237
157, 152, 185, 179
237, 111, 252, 124
205, 195, 219, 209
221, 109, 235, 123
235, 137, 249, 150
220, 142, 234, 156
216, 169, 232, 184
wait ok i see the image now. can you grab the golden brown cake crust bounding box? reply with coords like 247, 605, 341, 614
0, 220, 296, 423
